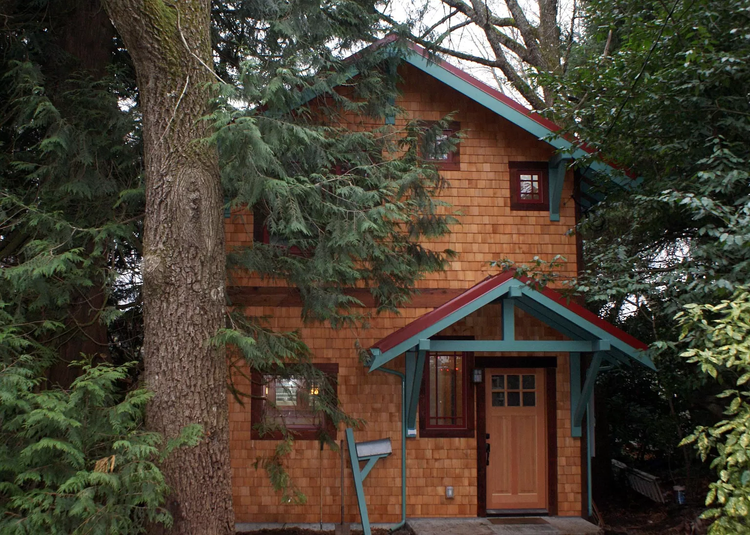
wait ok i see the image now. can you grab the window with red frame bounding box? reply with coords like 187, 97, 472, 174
421, 121, 460, 170
509, 161, 549, 211
419, 351, 474, 438
250, 363, 338, 440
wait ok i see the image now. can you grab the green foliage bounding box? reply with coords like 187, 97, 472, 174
0, 355, 200, 534
549, 0, 750, 517
679, 290, 750, 534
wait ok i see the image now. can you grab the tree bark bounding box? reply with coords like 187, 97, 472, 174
104, 1, 234, 533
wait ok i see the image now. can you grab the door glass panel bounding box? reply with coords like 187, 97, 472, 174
492, 392, 505, 407
507, 375, 520, 390
507, 391, 520, 406
522, 375, 535, 390
523, 392, 536, 407
492, 375, 504, 390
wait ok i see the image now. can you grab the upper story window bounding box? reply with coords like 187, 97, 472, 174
421, 121, 460, 170
250, 363, 338, 440
509, 161, 548, 211
252, 203, 305, 255
419, 351, 474, 438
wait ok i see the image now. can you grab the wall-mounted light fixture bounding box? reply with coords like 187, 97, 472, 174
445, 486, 454, 499
472, 368, 483, 384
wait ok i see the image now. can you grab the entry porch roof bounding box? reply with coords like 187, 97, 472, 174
367, 270, 653, 371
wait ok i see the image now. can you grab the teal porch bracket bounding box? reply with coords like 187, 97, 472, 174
570, 353, 582, 437
570, 352, 604, 438
404, 350, 426, 435
503, 297, 515, 341
345, 428, 392, 535
548, 154, 573, 222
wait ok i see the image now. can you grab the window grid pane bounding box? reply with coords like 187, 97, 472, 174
426, 352, 466, 428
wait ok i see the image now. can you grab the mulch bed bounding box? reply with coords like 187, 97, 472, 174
599, 492, 706, 535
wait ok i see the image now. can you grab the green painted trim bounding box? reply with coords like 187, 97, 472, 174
368, 279, 523, 370
346, 428, 372, 535
428, 340, 606, 352
573, 352, 604, 429
405, 350, 425, 432
503, 298, 515, 341
360, 455, 388, 480
519, 287, 655, 369
570, 353, 582, 438
548, 156, 571, 222
404, 53, 562, 149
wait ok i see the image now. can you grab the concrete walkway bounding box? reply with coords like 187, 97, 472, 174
409, 517, 601, 535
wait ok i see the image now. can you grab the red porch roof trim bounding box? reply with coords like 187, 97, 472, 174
368, 270, 651, 369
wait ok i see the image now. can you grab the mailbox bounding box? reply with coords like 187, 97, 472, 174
355, 438, 392, 459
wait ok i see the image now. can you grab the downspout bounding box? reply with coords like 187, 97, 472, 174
376, 367, 407, 531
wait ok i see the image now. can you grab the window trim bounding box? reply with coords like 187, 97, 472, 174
420, 120, 461, 170
419, 350, 475, 438
250, 363, 339, 440
509, 161, 549, 211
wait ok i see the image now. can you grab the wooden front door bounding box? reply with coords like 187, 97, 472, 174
485, 368, 547, 511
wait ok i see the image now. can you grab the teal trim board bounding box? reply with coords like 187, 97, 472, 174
404, 350, 426, 433
548, 154, 573, 222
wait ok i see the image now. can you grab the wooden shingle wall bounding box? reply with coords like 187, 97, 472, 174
227, 62, 583, 523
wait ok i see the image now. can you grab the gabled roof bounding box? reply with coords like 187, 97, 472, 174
375, 39, 616, 177
368, 270, 654, 371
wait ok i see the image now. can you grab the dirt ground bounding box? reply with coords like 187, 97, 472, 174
598, 493, 706, 535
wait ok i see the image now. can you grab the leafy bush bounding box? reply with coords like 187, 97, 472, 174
680, 289, 750, 534
0, 346, 201, 534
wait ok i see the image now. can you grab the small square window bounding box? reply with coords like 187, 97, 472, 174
251, 363, 338, 440
509, 162, 548, 211
420, 121, 460, 170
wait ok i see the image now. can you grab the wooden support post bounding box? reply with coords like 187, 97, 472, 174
571, 352, 604, 438
405, 350, 425, 435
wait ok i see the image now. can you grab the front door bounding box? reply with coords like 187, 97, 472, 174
485, 368, 547, 511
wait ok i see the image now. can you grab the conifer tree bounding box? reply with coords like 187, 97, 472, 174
2, 1, 456, 533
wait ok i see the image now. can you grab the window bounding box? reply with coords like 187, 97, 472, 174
421, 121, 460, 170
490, 373, 537, 407
252, 203, 305, 255
419, 352, 474, 438
250, 363, 338, 440
509, 161, 548, 211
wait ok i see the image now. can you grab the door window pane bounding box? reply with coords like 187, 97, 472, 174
522, 375, 535, 390
507, 391, 520, 406
523, 392, 536, 407
492, 375, 504, 390
492, 392, 505, 407
507, 375, 520, 390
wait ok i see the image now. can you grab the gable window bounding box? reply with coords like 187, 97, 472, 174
419, 351, 474, 438
250, 363, 338, 440
421, 121, 460, 170
509, 161, 548, 211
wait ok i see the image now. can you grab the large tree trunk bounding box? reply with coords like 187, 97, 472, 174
104, 2, 234, 533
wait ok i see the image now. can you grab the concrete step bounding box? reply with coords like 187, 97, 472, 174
408, 517, 601, 535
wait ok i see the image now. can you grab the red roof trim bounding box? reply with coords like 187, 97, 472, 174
371, 271, 516, 353
404, 42, 563, 134
370, 271, 648, 354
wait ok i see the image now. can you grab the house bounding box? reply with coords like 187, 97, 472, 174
224, 40, 652, 528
